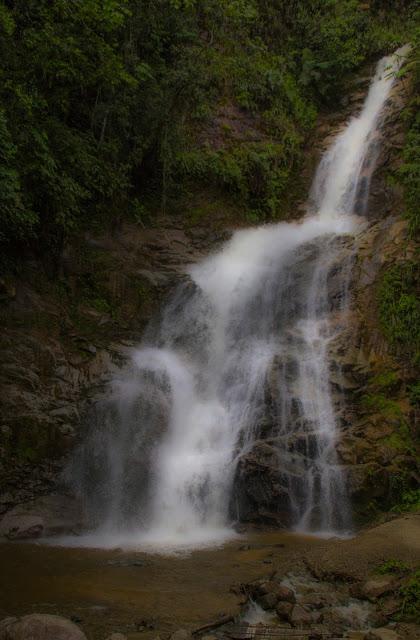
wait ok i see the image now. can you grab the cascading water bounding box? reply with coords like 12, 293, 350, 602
68, 48, 407, 549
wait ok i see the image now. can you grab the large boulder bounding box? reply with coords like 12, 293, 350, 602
0, 495, 83, 540
229, 441, 301, 525
0, 614, 87, 640
361, 577, 397, 601
289, 604, 313, 627
275, 601, 294, 622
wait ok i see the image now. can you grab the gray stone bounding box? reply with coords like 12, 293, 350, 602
50, 405, 80, 422
0, 494, 83, 539
0, 614, 87, 640
0, 514, 44, 540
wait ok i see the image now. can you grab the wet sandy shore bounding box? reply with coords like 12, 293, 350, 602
2, 515, 419, 639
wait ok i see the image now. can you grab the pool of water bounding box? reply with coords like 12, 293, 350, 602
1, 530, 327, 639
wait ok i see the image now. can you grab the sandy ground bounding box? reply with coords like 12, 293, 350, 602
1, 514, 419, 639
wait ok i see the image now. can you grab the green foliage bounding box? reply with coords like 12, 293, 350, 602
408, 381, 420, 406
371, 370, 400, 390
176, 141, 300, 219
0, 109, 37, 242
0, 1, 417, 258
399, 570, 420, 622
392, 488, 420, 514
397, 17, 420, 236
361, 393, 415, 454
378, 261, 420, 362
361, 393, 403, 419
376, 559, 410, 575
399, 101, 420, 236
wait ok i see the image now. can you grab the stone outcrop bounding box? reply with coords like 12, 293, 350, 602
241, 563, 419, 639
0, 494, 82, 539
229, 72, 419, 526
0, 220, 228, 524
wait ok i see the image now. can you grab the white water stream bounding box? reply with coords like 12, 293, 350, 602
67, 48, 407, 550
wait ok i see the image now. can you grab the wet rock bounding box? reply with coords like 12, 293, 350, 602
135, 618, 155, 631
299, 593, 329, 610
0, 494, 83, 539
249, 580, 295, 606
229, 442, 296, 525
248, 579, 274, 597
257, 592, 278, 610
0, 619, 17, 635
289, 604, 313, 627
137, 270, 170, 287
276, 585, 295, 603
0, 614, 87, 640
361, 577, 397, 601
275, 601, 294, 621
309, 625, 333, 640
50, 405, 80, 422
378, 596, 401, 618
0, 514, 44, 539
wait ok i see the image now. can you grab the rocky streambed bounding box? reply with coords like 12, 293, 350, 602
1, 515, 419, 640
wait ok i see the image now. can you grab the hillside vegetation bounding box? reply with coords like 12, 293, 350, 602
0, 0, 417, 268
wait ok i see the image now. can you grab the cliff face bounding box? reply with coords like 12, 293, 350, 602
0, 221, 230, 521
0, 68, 417, 537
314, 74, 418, 523
229, 74, 419, 527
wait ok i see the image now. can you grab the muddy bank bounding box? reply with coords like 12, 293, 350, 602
1, 515, 419, 639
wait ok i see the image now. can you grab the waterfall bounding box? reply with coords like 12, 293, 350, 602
67, 48, 407, 549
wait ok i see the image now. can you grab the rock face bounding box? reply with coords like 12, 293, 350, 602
229, 73, 419, 526
0, 494, 82, 538
0, 614, 87, 640
0, 63, 416, 530
0, 219, 227, 524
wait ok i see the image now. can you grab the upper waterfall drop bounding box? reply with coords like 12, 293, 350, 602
66, 47, 407, 551
311, 45, 410, 221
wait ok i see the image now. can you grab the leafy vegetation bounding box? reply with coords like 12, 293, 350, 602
376, 559, 410, 575
399, 569, 420, 622
0, 1, 416, 265
393, 488, 420, 513
396, 17, 420, 237
378, 261, 420, 364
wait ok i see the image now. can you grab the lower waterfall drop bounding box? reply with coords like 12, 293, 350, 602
68, 47, 407, 549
